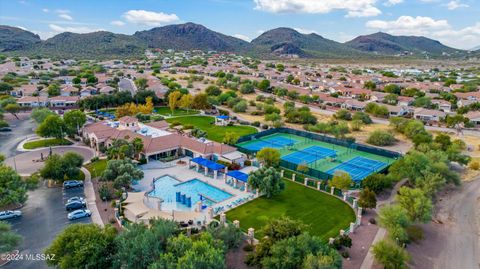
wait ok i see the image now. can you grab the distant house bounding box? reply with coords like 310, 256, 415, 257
464, 111, 480, 127
49, 96, 80, 108
413, 108, 447, 122
99, 85, 116, 95
370, 92, 388, 103
397, 96, 414, 107
61, 85, 78, 97
17, 96, 48, 107
431, 99, 452, 112
341, 99, 367, 111
457, 99, 478, 108
383, 104, 408, 117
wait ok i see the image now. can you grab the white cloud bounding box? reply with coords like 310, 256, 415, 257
42, 8, 49, 13
293, 28, 318, 34
48, 24, 103, 34
366, 16, 480, 49
233, 34, 251, 42
384, 0, 403, 6
55, 9, 70, 14
59, 14, 73, 21
123, 10, 179, 26
446, 0, 468, 10
253, 0, 381, 17
110, 20, 126, 26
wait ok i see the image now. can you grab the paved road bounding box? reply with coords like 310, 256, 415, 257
3, 184, 91, 269
421, 178, 480, 269
0, 119, 36, 158
4, 146, 95, 176
119, 78, 137, 96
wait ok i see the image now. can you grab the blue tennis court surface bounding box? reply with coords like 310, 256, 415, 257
242, 136, 297, 151
282, 146, 336, 164
326, 156, 386, 181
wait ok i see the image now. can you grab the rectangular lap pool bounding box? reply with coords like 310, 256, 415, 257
148, 175, 233, 211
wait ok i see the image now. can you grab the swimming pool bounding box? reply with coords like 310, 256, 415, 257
148, 175, 233, 211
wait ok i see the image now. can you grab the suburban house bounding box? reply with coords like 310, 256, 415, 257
341, 99, 367, 111
457, 99, 478, 108
464, 111, 480, 127
82, 116, 246, 165
383, 104, 408, 117
16, 96, 48, 107
431, 99, 452, 112
49, 96, 80, 108
413, 108, 447, 122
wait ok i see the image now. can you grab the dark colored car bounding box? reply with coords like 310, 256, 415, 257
0, 127, 12, 132
63, 180, 84, 189
65, 200, 86, 211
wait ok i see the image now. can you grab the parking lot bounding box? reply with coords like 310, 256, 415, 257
3, 184, 91, 269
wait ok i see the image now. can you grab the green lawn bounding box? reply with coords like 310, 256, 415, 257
166, 116, 257, 142
23, 138, 73, 149
84, 159, 108, 178
225, 180, 356, 240
154, 106, 199, 117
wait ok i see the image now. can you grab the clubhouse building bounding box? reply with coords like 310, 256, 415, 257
82, 116, 246, 165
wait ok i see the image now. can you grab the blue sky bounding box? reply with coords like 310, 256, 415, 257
0, 0, 479, 49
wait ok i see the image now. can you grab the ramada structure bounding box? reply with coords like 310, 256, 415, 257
82, 116, 246, 165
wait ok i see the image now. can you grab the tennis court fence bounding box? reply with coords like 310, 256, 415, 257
237, 127, 402, 159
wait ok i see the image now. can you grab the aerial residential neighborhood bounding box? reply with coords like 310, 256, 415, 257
0, 1, 479, 269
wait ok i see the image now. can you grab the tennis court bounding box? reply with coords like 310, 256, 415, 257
326, 156, 386, 181
282, 146, 337, 164
239, 135, 298, 151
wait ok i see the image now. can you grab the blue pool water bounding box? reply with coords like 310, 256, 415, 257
148, 175, 233, 211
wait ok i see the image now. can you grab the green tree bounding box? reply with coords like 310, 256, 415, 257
257, 79, 271, 92
135, 78, 148, 90
0, 82, 13, 93
107, 139, 135, 159
363, 81, 376, 90
352, 111, 372, 124
36, 115, 66, 138
222, 132, 239, 145
334, 109, 352, 121
372, 240, 410, 269
132, 137, 144, 159
0, 221, 22, 253
361, 174, 392, 194
101, 159, 144, 190
240, 83, 255, 94
396, 187, 432, 223
329, 171, 352, 192
378, 205, 411, 243
168, 90, 183, 115
256, 148, 281, 167
205, 85, 222, 96
4, 103, 20, 120
63, 109, 86, 135
207, 222, 243, 250
248, 166, 284, 198
47, 84, 61, 97
152, 232, 225, 269
358, 188, 377, 209
31, 108, 55, 124
40, 153, 84, 182
262, 233, 341, 269
367, 130, 396, 146
113, 219, 178, 269
0, 164, 27, 207
45, 224, 117, 269
383, 84, 401, 94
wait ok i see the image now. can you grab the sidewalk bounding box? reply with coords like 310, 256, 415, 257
81, 167, 104, 227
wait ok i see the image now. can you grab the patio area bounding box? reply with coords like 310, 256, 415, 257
125, 158, 258, 224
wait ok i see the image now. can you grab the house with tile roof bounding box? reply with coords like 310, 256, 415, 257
82, 116, 245, 165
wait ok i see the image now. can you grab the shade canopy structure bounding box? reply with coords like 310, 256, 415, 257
226, 170, 249, 183
191, 157, 225, 171
216, 115, 229, 120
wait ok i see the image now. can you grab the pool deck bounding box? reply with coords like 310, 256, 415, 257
135, 158, 258, 221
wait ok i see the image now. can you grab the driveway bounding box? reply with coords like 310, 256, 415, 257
2, 184, 91, 269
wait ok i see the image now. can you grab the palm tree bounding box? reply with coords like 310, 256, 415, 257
132, 138, 144, 160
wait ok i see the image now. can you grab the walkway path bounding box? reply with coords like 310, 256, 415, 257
81, 167, 104, 227
359, 178, 407, 269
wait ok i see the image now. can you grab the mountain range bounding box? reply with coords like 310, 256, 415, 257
0, 23, 472, 59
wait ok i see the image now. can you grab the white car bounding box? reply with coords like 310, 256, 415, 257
68, 209, 91, 220
67, 196, 85, 204
0, 210, 22, 220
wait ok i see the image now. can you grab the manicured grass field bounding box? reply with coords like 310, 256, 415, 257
23, 138, 73, 149
225, 180, 356, 240
154, 106, 199, 117
85, 159, 108, 178
166, 116, 257, 142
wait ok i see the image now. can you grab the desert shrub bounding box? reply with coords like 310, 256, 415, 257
367, 130, 396, 146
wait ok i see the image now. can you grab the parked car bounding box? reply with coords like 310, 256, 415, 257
0, 210, 22, 220
0, 127, 12, 132
67, 196, 85, 204
63, 180, 83, 189
65, 200, 86, 211
67, 209, 91, 220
